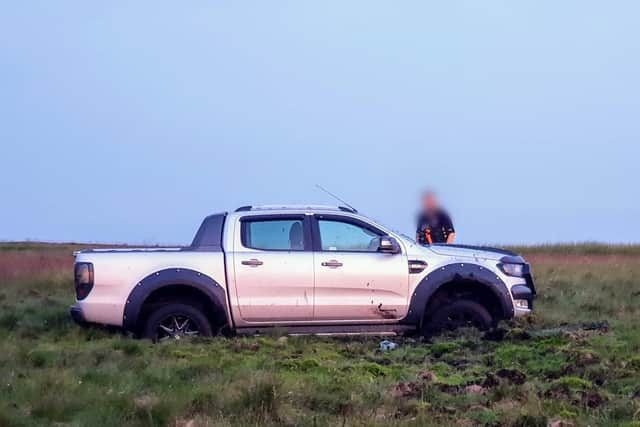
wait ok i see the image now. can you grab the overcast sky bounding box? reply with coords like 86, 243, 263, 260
1, 1, 638, 245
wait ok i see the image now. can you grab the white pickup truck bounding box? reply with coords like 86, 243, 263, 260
70, 205, 535, 341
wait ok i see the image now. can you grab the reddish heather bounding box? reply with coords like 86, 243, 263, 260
0, 250, 72, 282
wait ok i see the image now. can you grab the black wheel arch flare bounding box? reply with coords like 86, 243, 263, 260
401, 263, 514, 327
122, 268, 229, 332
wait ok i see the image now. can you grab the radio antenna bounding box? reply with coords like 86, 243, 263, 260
315, 184, 357, 212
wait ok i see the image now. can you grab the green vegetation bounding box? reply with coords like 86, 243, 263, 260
1, 243, 639, 426
508, 243, 640, 256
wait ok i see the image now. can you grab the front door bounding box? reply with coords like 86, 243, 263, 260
312, 215, 409, 321
233, 215, 314, 323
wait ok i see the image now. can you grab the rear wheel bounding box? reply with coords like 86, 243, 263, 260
142, 303, 213, 342
423, 299, 493, 337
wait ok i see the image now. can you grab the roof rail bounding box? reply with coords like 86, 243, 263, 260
234, 205, 356, 213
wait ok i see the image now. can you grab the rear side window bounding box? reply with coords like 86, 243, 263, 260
242, 219, 306, 251
190, 213, 226, 251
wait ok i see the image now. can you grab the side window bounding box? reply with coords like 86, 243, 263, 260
318, 220, 381, 252
242, 219, 305, 251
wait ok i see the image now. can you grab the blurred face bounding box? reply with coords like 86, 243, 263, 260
422, 193, 439, 213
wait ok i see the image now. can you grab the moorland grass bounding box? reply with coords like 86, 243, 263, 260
509, 243, 640, 256
0, 243, 639, 426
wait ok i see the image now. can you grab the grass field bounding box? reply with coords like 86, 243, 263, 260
1, 243, 639, 427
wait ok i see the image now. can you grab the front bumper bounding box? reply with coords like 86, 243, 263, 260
511, 284, 534, 313
69, 304, 87, 326
510, 267, 536, 316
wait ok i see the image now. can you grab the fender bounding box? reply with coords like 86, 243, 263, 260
401, 263, 513, 327
122, 268, 229, 332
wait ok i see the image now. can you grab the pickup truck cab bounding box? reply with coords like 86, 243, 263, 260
70, 205, 535, 341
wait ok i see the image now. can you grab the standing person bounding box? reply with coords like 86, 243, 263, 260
416, 191, 456, 244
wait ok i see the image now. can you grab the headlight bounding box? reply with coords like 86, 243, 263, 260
498, 262, 525, 277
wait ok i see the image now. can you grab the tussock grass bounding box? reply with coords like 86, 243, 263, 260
0, 243, 639, 426
507, 243, 640, 256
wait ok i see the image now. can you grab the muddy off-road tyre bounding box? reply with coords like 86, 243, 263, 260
143, 302, 213, 342
423, 299, 494, 337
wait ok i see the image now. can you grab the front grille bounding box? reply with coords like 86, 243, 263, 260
523, 264, 536, 296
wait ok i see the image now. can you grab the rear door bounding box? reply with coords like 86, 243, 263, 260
312, 214, 409, 321
232, 214, 314, 323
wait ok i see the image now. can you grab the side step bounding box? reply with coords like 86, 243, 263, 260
235, 323, 416, 336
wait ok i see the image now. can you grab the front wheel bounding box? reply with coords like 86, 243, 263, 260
142, 303, 213, 342
423, 300, 493, 337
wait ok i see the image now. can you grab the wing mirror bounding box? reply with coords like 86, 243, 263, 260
378, 236, 401, 254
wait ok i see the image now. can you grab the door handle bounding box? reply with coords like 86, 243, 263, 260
321, 260, 343, 268
241, 259, 263, 267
